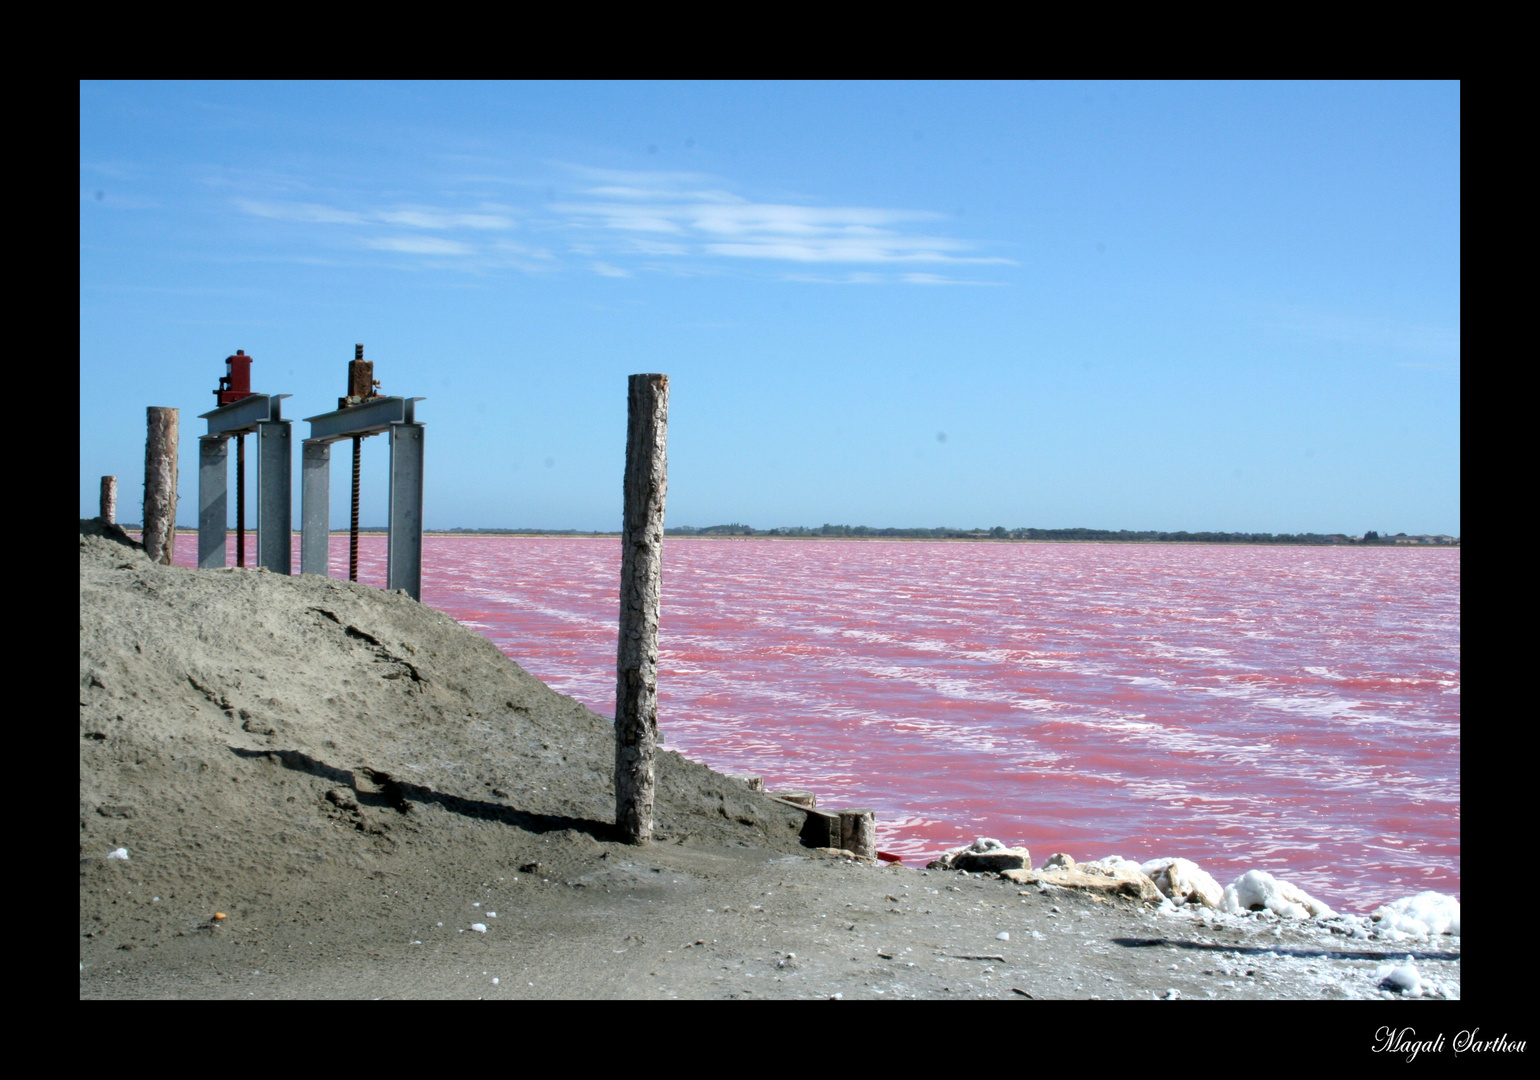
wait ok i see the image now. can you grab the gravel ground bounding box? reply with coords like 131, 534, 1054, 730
80, 839, 1462, 1001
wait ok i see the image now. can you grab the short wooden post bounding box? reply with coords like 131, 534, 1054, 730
772, 791, 816, 808
839, 809, 876, 859
99, 476, 117, 524
143, 407, 179, 565
614, 373, 669, 844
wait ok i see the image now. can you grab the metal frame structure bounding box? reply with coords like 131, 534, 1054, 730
300, 396, 426, 600
198, 394, 293, 572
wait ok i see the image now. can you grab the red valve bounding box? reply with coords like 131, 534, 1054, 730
215, 349, 255, 405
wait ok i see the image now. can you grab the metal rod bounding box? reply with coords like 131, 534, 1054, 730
235, 433, 246, 567
350, 434, 362, 582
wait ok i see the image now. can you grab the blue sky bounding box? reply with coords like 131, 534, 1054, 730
79, 81, 1460, 535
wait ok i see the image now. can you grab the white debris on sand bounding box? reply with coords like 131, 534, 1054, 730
1222, 869, 1335, 919
1083, 855, 1143, 875
1380, 958, 1424, 994
1372, 891, 1460, 938
107, 847, 129, 860
1375, 955, 1460, 999
1140, 857, 1224, 909
1033, 850, 1458, 951
993, 845, 1461, 998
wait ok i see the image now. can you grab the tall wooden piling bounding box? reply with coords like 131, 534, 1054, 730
99, 476, 117, 524
143, 407, 179, 565
615, 373, 669, 844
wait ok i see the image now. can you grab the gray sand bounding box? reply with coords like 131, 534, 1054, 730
79, 520, 1457, 1000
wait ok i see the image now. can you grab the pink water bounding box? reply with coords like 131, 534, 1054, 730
174, 534, 1460, 912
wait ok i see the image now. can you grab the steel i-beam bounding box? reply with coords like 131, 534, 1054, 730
387, 421, 425, 599
300, 396, 426, 600
198, 436, 228, 569
256, 418, 293, 573
300, 440, 331, 576
197, 394, 292, 574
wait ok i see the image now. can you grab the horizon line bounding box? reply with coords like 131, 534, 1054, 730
139, 521, 1460, 544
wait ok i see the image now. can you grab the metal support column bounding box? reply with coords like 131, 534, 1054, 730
300, 439, 331, 576
198, 436, 228, 569
198, 393, 292, 575
387, 421, 425, 600
302, 395, 425, 599
256, 418, 293, 574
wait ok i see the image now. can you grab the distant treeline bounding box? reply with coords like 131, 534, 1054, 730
435, 527, 617, 536
664, 524, 1444, 545
429, 524, 1455, 545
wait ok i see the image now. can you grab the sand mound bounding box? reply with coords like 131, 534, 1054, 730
79, 520, 804, 946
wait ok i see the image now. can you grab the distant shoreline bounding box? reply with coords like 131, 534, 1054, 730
152, 526, 1459, 547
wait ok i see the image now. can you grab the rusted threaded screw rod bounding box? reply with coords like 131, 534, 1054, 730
350, 435, 362, 582
345, 343, 370, 583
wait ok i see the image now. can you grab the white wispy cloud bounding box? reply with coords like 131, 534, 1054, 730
364, 236, 476, 255
229, 164, 1010, 282
554, 194, 1004, 266
235, 197, 519, 263
238, 199, 370, 225
547, 164, 1012, 276
238, 198, 516, 232
782, 270, 1005, 286
375, 208, 515, 230
900, 272, 1005, 286
489, 240, 554, 259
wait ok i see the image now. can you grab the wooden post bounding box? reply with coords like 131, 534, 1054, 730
143, 407, 179, 565
839, 809, 876, 859
772, 790, 816, 808
99, 476, 117, 524
614, 373, 669, 844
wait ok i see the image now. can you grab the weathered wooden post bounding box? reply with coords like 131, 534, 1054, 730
143, 407, 179, 564
99, 476, 117, 524
839, 809, 876, 860
615, 373, 669, 844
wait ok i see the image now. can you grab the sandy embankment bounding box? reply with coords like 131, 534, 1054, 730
79, 520, 1457, 1000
